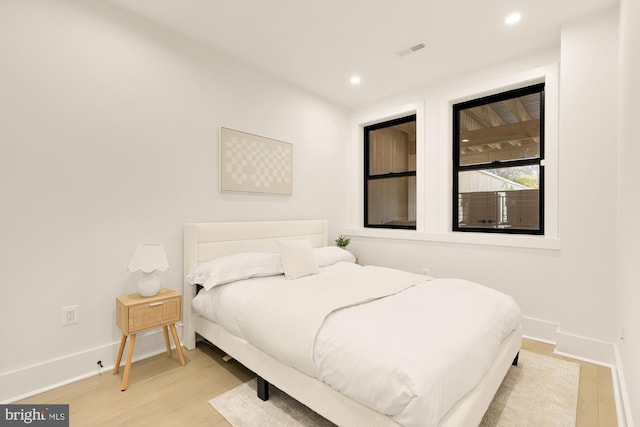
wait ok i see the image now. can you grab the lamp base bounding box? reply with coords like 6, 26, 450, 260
138, 272, 161, 297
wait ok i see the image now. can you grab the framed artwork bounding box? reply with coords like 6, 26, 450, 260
219, 127, 293, 195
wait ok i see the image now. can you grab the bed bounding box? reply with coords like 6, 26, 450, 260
183, 219, 522, 427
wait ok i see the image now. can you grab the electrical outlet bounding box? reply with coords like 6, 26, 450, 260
61, 305, 79, 326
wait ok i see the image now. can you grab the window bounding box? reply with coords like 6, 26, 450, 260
364, 115, 417, 229
453, 83, 544, 234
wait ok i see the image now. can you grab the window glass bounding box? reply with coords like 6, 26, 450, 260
367, 176, 416, 227
457, 166, 539, 230
454, 84, 544, 234
365, 115, 417, 229
458, 92, 541, 167
368, 126, 416, 175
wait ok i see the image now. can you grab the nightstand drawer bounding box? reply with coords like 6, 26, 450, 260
116, 289, 182, 335
128, 296, 180, 333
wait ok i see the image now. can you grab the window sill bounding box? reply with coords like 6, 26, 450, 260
344, 227, 560, 251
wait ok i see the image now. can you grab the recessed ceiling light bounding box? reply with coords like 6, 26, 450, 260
350, 75, 361, 85
505, 12, 521, 25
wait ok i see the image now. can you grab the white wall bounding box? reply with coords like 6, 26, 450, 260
617, 0, 640, 423
348, 7, 619, 362
557, 8, 619, 345
0, 0, 349, 401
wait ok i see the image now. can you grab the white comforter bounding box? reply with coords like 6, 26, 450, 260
241, 264, 426, 377
193, 262, 521, 427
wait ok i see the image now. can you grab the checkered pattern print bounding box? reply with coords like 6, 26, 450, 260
220, 128, 293, 194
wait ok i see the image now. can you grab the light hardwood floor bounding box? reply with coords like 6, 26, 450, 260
520, 339, 618, 427
16, 338, 617, 426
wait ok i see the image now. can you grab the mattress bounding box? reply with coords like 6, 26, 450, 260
192, 262, 521, 427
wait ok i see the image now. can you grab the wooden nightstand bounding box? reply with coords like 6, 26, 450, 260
113, 288, 186, 390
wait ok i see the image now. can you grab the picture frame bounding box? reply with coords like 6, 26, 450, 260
219, 127, 293, 195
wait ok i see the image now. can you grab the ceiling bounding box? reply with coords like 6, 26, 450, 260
106, 0, 617, 109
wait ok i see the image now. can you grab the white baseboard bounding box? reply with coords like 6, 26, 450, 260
521, 316, 616, 366
522, 316, 631, 427
521, 316, 559, 344
614, 344, 633, 427
554, 330, 616, 367
0, 326, 183, 404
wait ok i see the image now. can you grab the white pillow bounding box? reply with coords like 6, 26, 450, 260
314, 246, 356, 267
185, 252, 283, 290
278, 239, 319, 279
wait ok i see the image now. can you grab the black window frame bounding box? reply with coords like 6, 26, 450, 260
452, 83, 545, 235
364, 114, 417, 230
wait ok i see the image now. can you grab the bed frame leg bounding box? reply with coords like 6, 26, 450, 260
512, 351, 519, 366
257, 376, 270, 401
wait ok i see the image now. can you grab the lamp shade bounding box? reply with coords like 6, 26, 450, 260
128, 244, 169, 297
128, 244, 169, 273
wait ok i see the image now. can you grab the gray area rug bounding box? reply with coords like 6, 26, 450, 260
209, 350, 580, 427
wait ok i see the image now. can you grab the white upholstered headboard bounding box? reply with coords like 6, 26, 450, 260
182, 219, 329, 347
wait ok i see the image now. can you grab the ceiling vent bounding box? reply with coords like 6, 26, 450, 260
398, 42, 426, 57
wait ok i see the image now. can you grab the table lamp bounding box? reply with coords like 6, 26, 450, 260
128, 244, 169, 297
